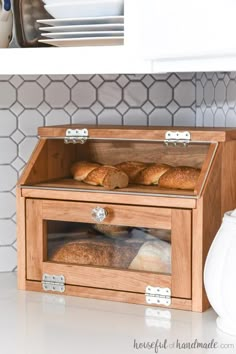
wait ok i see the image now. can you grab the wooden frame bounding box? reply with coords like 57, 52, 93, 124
25, 199, 192, 300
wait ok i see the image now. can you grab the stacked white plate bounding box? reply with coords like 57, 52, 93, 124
37, 0, 124, 47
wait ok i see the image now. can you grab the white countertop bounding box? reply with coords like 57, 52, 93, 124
0, 272, 235, 354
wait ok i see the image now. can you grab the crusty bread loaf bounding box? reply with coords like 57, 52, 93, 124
71, 161, 100, 181
134, 164, 172, 185
158, 166, 201, 190
50, 239, 141, 269
84, 165, 129, 189
129, 240, 171, 273
115, 161, 147, 182
71, 162, 129, 189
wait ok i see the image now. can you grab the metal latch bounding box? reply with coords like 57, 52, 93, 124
64, 128, 88, 144
145, 286, 171, 306
42, 274, 65, 293
164, 131, 191, 146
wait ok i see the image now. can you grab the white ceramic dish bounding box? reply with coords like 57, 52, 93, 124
38, 36, 124, 47
37, 15, 124, 26
39, 23, 124, 33
44, 1, 124, 19
41, 30, 124, 39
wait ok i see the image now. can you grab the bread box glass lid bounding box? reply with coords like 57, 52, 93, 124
18, 125, 228, 199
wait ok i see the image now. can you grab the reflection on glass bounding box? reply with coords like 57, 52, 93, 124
47, 221, 171, 274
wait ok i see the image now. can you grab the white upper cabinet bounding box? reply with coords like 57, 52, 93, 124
126, 0, 236, 72
1, 0, 236, 74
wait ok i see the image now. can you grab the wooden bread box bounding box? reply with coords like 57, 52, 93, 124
17, 125, 236, 312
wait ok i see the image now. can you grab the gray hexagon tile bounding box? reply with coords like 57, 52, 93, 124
123, 109, 147, 126
45, 110, 70, 126
0, 193, 16, 218
149, 108, 172, 126
72, 109, 96, 125
0, 138, 17, 164
72, 82, 96, 108
0, 110, 16, 136
174, 82, 195, 107
19, 110, 44, 136
18, 82, 43, 108
149, 82, 172, 107
0, 220, 16, 246
98, 109, 122, 125
45, 82, 70, 108
0, 82, 16, 108
173, 108, 196, 126
0, 166, 17, 191
123, 82, 147, 107
98, 82, 122, 108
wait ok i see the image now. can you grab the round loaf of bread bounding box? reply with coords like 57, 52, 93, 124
84, 165, 129, 189
129, 240, 171, 273
115, 161, 147, 182
51, 239, 141, 269
134, 163, 172, 185
158, 166, 201, 190
71, 161, 100, 181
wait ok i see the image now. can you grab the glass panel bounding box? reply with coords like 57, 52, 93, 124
47, 221, 171, 274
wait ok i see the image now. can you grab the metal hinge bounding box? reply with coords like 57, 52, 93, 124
64, 128, 88, 144
42, 274, 65, 293
145, 286, 171, 306
164, 131, 191, 146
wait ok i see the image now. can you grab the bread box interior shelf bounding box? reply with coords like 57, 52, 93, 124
17, 125, 236, 312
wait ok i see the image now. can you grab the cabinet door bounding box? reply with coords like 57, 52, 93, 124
26, 199, 191, 299
126, 0, 236, 60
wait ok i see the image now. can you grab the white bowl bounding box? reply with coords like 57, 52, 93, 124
44, 0, 124, 19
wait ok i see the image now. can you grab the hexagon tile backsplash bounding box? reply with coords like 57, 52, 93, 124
0, 72, 236, 272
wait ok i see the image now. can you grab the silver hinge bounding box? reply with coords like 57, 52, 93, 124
42, 273, 65, 293
145, 286, 171, 306
64, 128, 88, 144
164, 131, 191, 146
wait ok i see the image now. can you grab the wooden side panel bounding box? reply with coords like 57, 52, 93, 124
26, 199, 44, 280
25, 280, 192, 311
194, 143, 218, 195
221, 140, 236, 216
171, 209, 192, 299
192, 145, 222, 312
42, 200, 171, 229
18, 139, 47, 185
16, 188, 26, 289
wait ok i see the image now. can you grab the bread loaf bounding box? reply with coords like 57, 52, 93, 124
115, 161, 147, 182
71, 162, 129, 189
159, 166, 200, 190
129, 240, 171, 273
134, 164, 172, 185
51, 239, 141, 269
71, 161, 100, 181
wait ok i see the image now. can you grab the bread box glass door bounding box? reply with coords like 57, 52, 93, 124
26, 199, 192, 303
